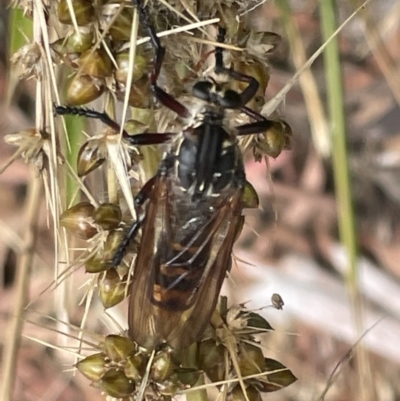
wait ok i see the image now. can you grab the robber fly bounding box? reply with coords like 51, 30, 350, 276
56, 0, 278, 349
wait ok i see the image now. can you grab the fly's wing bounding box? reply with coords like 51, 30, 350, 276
128, 175, 243, 349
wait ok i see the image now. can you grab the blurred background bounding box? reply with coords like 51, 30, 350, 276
1, 0, 400, 400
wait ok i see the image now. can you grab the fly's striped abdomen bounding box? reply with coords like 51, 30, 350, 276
150, 196, 230, 310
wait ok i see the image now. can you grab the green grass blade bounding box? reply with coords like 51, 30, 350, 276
319, 0, 359, 288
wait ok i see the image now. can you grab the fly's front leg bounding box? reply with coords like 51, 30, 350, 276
55, 105, 123, 133
55, 104, 174, 145
235, 119, 274, 136
214, 27, 259, 107
236, 118, 292, 159
131, 0, 191, 119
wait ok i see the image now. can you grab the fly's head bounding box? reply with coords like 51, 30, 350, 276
192, 76, 243, 110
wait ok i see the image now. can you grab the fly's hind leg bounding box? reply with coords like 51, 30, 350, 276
112, 175, 157, 266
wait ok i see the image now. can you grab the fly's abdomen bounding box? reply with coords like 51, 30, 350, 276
151, 230, 213, 310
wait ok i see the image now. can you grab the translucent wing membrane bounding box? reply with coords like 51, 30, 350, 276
128, 176, 243, 349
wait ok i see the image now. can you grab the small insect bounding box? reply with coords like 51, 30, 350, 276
56, 0, 280, 350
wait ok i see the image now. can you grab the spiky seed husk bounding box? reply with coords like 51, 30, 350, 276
100, 368, 135, 398
198, 339, 226, 381
246, 312, 274, 332
230, 384, 262, 401
66, 74, 105, 106
198, 339, 225, 371
99, 269, 127, 308
237, 344, 265, 377
85, 253, 109, 274
242, 181, 259, 209
94, 203, 122, 230
58, 0, 95, 26
117, 76, 152, 109
76, 353, 107, 382
150, 351, 174, 382
77, 139, 106, 177
51, 27, 94, 55
60, 202, 98, 239
253, 120, 292, 161
125, 354, 146, 380
80, 48, 113, 78
103, 335, 136, 362
174, 367, 200, 387
204, 364, 226, 383
103, 6, 133, 41
4, 128, 49, 171
65, 27, 94, 53
257, 358, 297, 392
10, 43, 42, 80
103, 230, 128, 265
115, 51, 149, 85
156, 379, 179, 396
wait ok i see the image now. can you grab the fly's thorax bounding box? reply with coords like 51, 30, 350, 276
170, 124, 243, 197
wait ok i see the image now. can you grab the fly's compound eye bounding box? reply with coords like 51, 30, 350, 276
192, 81, 213, 101
219, 89, 242, 109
